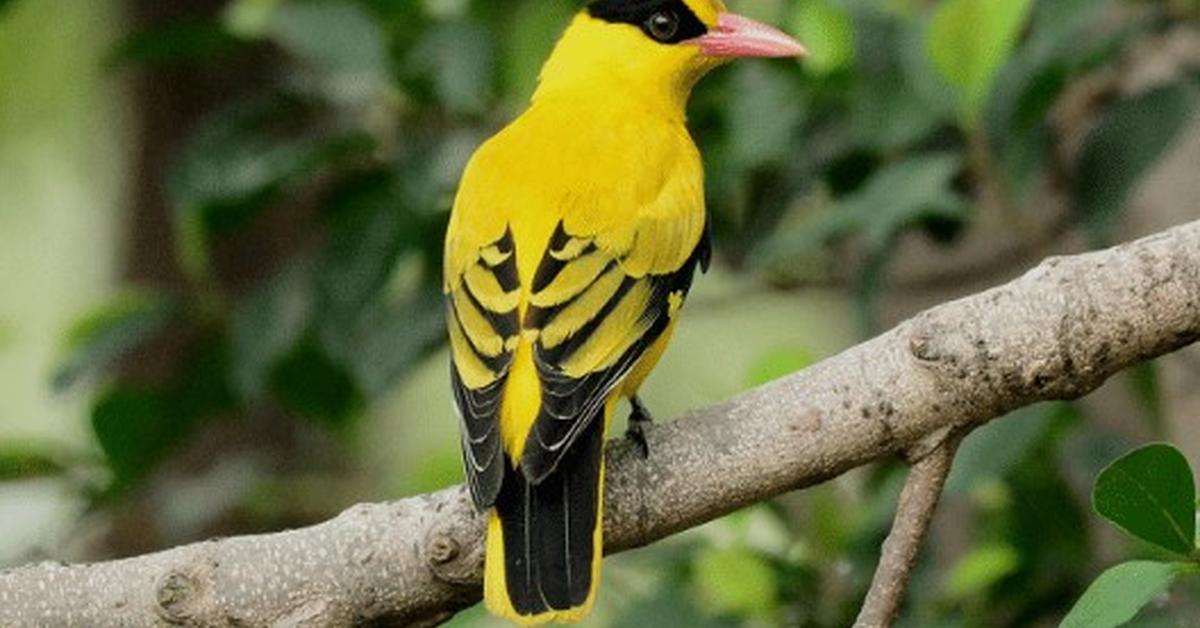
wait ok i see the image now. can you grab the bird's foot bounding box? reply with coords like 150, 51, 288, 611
626, 395, 654, 459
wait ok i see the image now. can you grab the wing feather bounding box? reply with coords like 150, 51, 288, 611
447, 227, 520, 509
520, 219, 710, 483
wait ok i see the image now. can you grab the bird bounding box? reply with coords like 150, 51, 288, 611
443, 1, 805, 624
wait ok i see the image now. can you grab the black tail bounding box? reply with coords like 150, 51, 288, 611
490, 419, 603, 618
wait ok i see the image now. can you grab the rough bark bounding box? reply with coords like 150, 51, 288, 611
854, 435, 962, 628
2, 220, 1198, 627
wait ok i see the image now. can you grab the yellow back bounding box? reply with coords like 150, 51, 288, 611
444, 4, 734, 624
448, 98, 705, 455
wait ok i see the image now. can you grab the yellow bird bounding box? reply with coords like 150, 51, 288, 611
443, 1, 804, 623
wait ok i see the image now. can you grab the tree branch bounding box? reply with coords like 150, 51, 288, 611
1, 220, 1198, 627
854, 434, 962, 628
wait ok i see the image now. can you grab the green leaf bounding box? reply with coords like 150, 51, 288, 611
327, 288, 446, 397
271, 341, 363, 428
859, 156, 970, 247
405, 20, 496, 115
1027, 0, 1115, 52
896, 11, 958, 122
790, 0, 855, 77
312, 175, 447, 395
231, 260, 315, 401
168, 94, 372, 232
692, 546, 778, 619
171, 340, 238, 423
757, 153, 968, 330
985, 0, 1146, 199
756, 152, 967, 268
107, 20, 242, 68
1007, 424, 1094, 600
0, 447, 66, 480
91, 341, 235, 487
944, 543, 1021, 599
1074, 82, 1198, 243
1061, 561, 1183, 628
53, 292, 176, 392
983, 53, 1064, 196
390, 130, 482, 219
222, 0, 285, 38
726, 62, 805, 168
91, 387, 176, 485
265, 1, 389, 79
945, 403, 1058, 495
846, 10, 945, 150
927, 0, 1034, 123
851, 67, 943, 152
317, 174, 412, 324
1093, 444, 1196, 556
1128, 362, 1165, 437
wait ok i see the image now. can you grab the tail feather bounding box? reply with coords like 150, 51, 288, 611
485, 419, 604, 624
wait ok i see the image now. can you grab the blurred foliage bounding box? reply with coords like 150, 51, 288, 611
0, 447, 66, 481
3, 0, 1195, 624
52, 290, 178, 393
58, 0, 1199, 486
1075, 81, 1200, 242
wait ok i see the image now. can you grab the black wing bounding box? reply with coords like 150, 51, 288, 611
520, 221, 711, 483
447, 228, 520, 509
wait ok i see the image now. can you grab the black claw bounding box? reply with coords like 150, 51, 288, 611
626, 396, 654, 459
627, 423, 650, 458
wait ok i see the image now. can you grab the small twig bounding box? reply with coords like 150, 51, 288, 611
854, 435, 963, 628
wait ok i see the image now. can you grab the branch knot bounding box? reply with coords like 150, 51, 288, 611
427, 535, 459, 565
155, 571, 201, 624
422, 500, 486, 586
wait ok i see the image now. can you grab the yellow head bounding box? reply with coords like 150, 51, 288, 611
534, 0, 806, 116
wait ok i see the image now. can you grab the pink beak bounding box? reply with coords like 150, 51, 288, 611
690, 13, 808, 59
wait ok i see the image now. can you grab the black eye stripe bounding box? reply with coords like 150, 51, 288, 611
587, 0, 709, 44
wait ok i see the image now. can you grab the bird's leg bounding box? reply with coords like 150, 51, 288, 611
626, 395, 654, 459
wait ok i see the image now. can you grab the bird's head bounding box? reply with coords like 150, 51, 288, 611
534, 0, 806, 115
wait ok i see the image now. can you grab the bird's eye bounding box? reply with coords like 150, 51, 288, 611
644, 10, 680, 42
